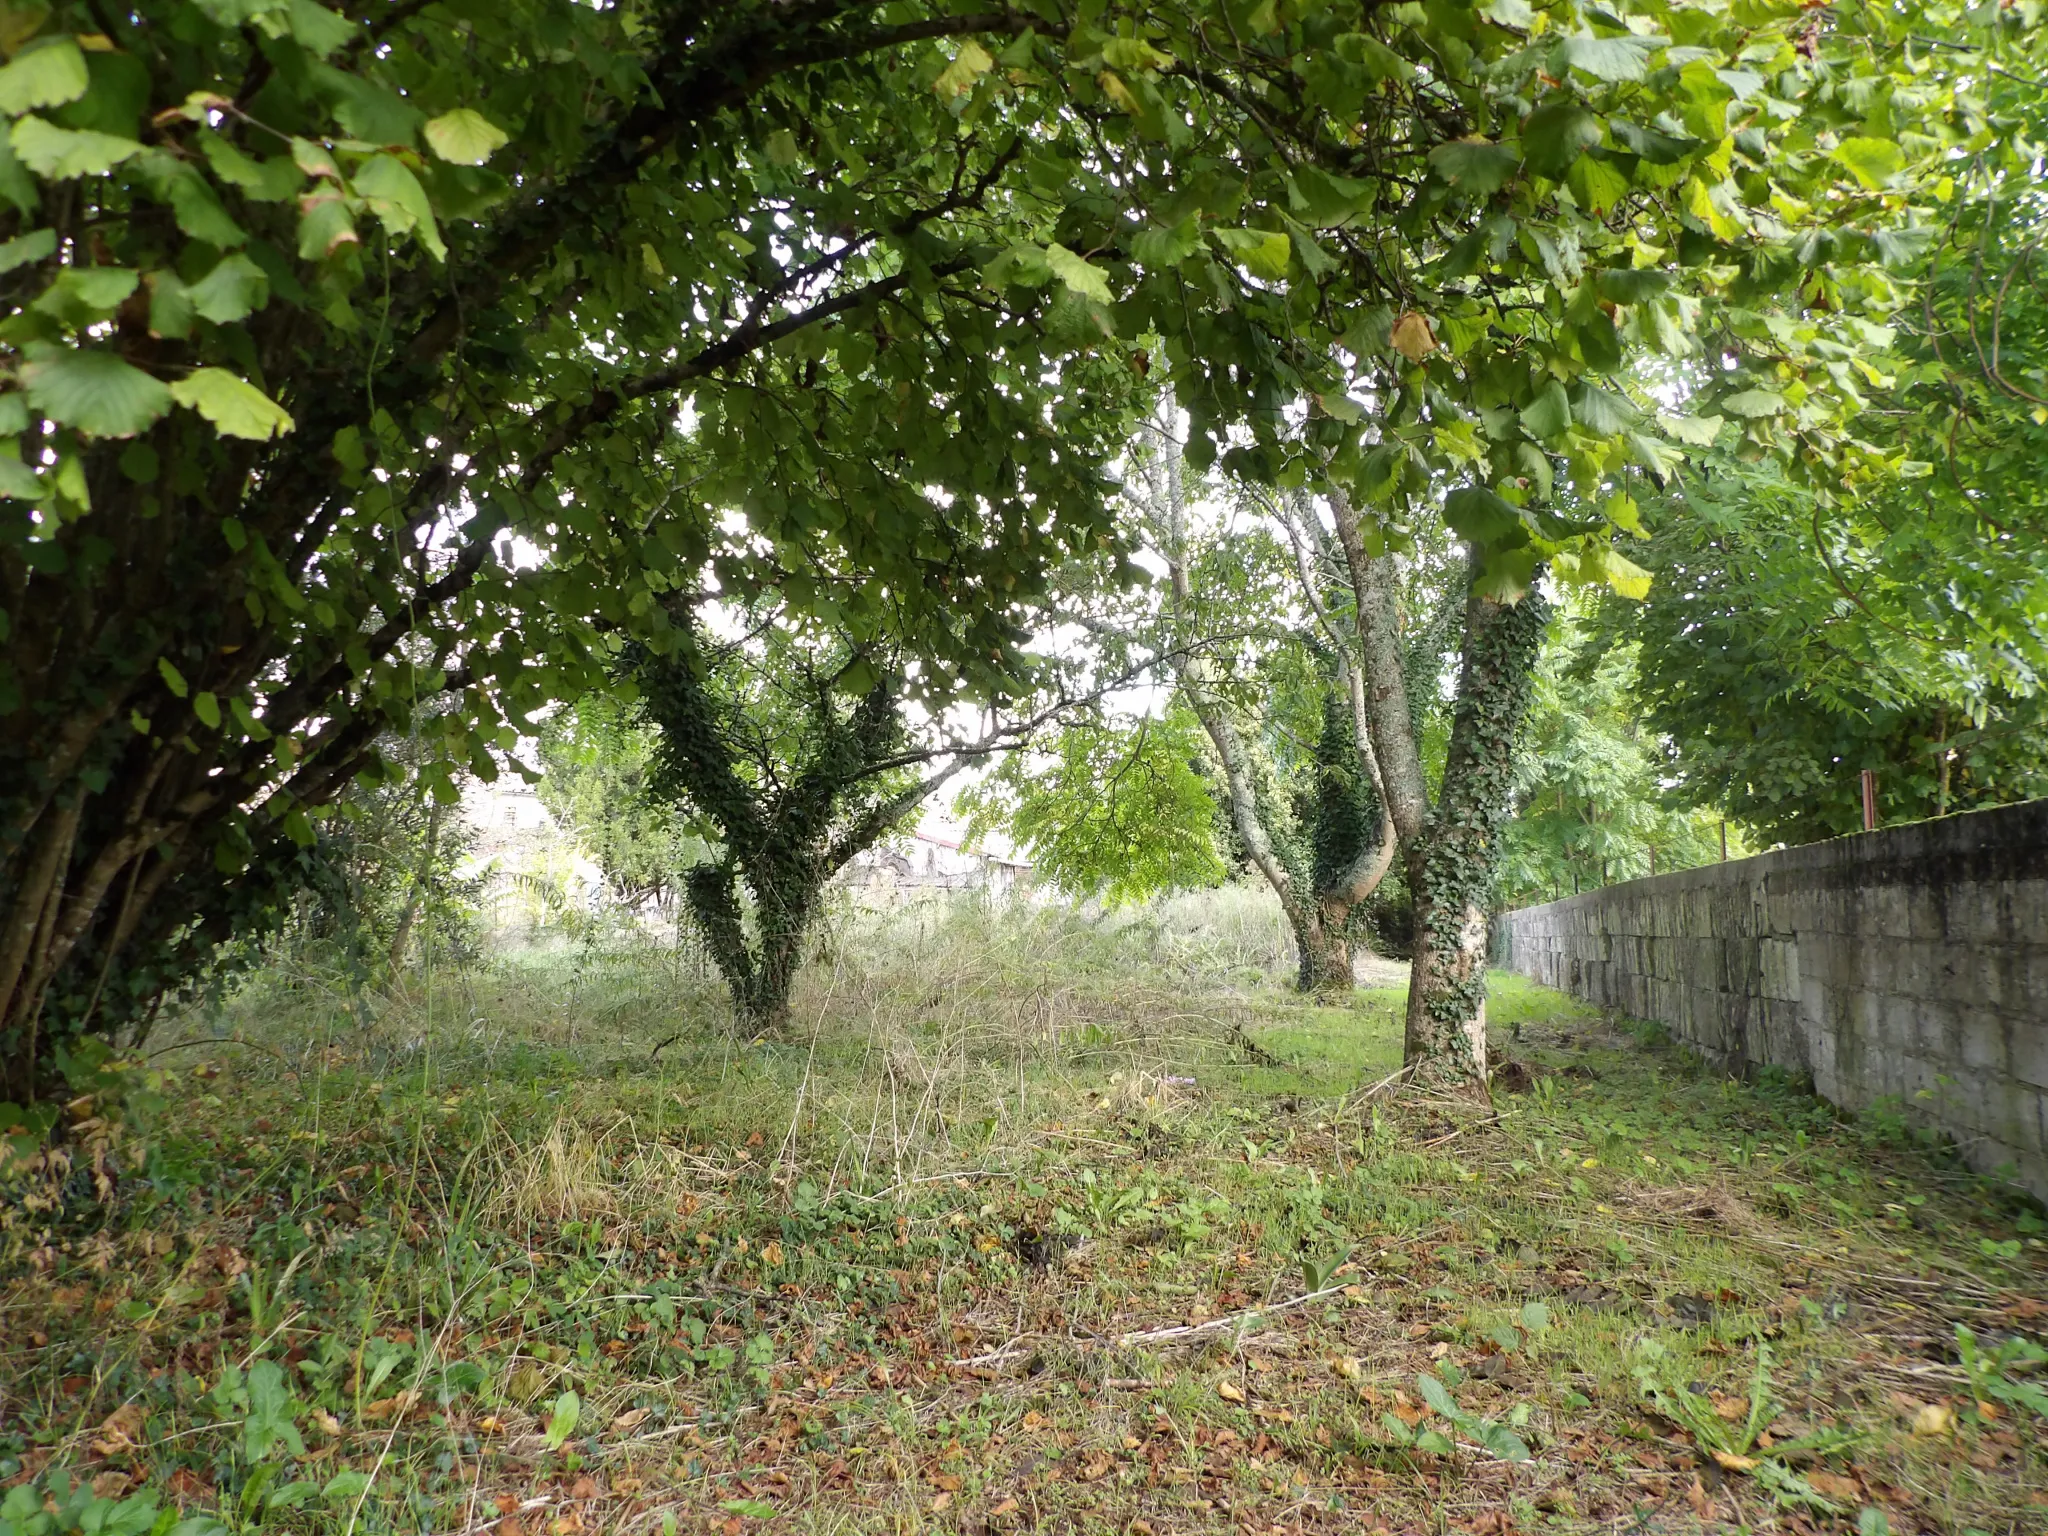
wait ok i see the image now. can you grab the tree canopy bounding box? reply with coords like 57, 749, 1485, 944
3, 0, 2038, 1100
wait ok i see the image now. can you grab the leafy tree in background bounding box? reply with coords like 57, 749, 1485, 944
1617, 478, 2048, 845
960, 706, 1227, 911
1498, 603, 1725, 904
535, 696, 704, 913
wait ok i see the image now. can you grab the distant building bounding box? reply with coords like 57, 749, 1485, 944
839, 827, 1034, 904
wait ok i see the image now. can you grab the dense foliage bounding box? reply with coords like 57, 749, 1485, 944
961, 706, 1229, 909
3, 0, 2037, 1098
1499, 605, 1728, 904
535, 695, 702, 912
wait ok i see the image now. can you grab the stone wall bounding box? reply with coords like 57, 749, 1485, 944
1490, 799, 2048, 1199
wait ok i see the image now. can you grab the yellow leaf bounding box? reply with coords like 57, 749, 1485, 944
933, 40, 993, 98
1912, 1401, 1955, 1436
1711, 1450, 1757, 1473
1216, 1379, 1245, 1403
1390, 310, 1437, 363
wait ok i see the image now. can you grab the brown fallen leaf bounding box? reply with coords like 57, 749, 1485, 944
1711, 1450, 1758, 1473
931, 1472, 962, 1493
928, 1492, 953, 1513
95, 1403, 145, 1451
988, 1498, 1020, 1519
1805, 1471, 1862, 1501
1708, 1393, 1748, 1422
1216, 1379, 1245, 1404
609, 1407, 650, 1433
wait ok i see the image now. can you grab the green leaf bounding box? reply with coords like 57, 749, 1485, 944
1130, 220, 1201, 266
1720, 388, 1784, 418
719, 1500, 778, 1521
1566, 152, 1631, 214
21, 348, 170, 437
1572, 384, 1638, 434
282, 0, 355, 55
158, 657, 189, 698
0, 226, 56, 274
199, 132, 303, 201
1473, 544, 1542, 603
352, 153, 445, 260
1520, 1301, 1551, 1333
1595, 267, 1672, 305
543, 1391, 581, 1450
1656, 411, 1722, 445
424, 108, 509, 165
33, 264, 138, 326
296, 188, 359, 259
1043, 242, 1113, 303
1443, 486, 1525, 545
1211, 227, 1291, 280
149, 271, 195, 339
932, 39, 993, 98
0, 37, 88, 115
187, 254, 271, 324
10, 114, 143, 178
169, 368, 295, 441
0, 129, 39, 214
1427, 137, 1520, 195
1522, 102, 1602, 178
131, 151, 248, 248
192, 691, 222, 730
1519, 381, 1572, 440
1832, 136, 1903, 190
0, 456, 42, 500
1556, 33, 1659, 82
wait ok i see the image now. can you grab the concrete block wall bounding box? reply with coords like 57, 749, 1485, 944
1491, 799, 2048, 1199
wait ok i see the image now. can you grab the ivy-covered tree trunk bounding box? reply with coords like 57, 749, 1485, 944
1400, 581, 1550, 1081
637, 616, 959, 1032
1156, 450, 1391, 998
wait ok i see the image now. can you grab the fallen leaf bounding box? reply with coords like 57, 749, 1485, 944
929, 1492, 953, 1513
568, 1476, 597, 1500
1912, 1402, 1955, 1437
1711, 1450, 1757, 1473
932, 1473, 963, 1493
1806, 1471, 1862, 1501
96, 1404, 145, 1450
1216, 1380, 1245, 1403
494, 1496, 520, 1516
609, 1407, 650, 1432
989, 1498, 1020, 1518
312, 1409, 343, 1436
1709, 1393, 1747, 1422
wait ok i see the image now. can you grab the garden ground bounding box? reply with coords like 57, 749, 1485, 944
3, 902, 2044, 1536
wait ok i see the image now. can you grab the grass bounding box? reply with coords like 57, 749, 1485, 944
3, 897, 2045, 1536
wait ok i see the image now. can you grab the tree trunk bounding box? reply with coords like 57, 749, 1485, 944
1400, 577, 1549, 1084
1328, 487, 1550, 1085
386, 797, 447, 974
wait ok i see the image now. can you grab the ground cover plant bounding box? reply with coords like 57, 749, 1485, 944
3, 902, 2043, 1536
